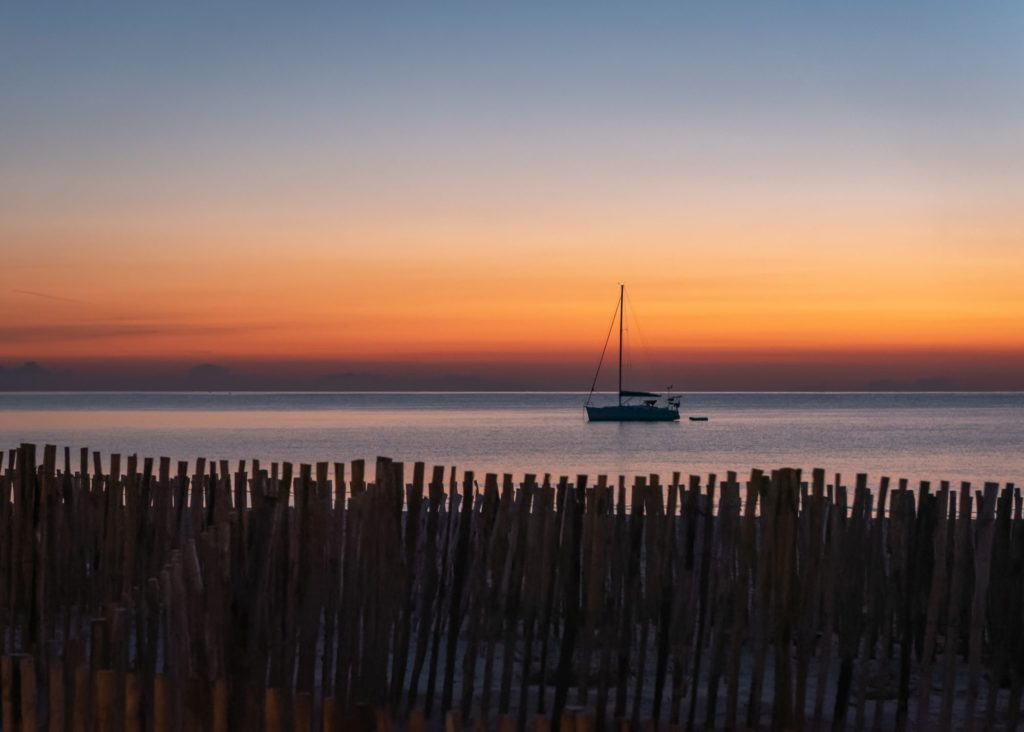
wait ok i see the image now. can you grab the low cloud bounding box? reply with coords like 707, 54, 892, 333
0, 322, 281, 344
0, 361, 65, 389
0, 351, 1021, 391
321, 370, 490, 391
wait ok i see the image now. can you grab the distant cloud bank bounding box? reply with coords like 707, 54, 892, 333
2, 353, 1022, 391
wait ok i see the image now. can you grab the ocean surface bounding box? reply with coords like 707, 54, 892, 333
0, 392, 1022, 487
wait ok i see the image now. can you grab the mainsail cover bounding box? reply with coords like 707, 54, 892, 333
620, 390, 660, 398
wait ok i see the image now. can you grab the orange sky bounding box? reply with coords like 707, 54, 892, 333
2, 4, 1023, 389
4, 203, 1023, 367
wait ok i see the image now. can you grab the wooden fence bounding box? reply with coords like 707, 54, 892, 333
0, 443, 1021, 730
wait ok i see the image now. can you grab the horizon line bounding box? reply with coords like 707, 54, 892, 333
3, 388, 1023, 395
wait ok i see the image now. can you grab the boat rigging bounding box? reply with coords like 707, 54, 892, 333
584, 284, 680, 422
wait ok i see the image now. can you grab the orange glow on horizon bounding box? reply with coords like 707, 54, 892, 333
3, 256, 1021, 362
4, 171, 1023, 369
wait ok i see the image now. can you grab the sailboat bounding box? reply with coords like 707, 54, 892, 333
585, 284, 680, 422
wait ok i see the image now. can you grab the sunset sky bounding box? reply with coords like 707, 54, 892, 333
2, 2, 1023, 389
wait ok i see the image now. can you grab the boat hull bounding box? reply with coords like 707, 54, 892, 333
586, 405, 680, 422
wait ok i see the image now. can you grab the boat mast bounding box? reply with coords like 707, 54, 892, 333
618, 282, 624, 406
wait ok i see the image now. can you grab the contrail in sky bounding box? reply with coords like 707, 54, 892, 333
12, 289, 85, 305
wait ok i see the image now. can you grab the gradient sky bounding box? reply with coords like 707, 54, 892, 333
2, 2, 1023, 389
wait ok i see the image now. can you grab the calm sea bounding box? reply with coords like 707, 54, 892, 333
0, 392, 1021, 487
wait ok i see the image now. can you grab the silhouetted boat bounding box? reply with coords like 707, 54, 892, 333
585, 284, 680, 422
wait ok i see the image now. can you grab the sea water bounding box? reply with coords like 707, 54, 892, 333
0, 391, 1021, 487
